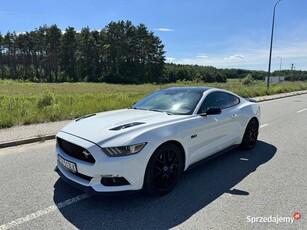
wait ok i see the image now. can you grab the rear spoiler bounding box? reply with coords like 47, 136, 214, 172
244, 98, 257, 103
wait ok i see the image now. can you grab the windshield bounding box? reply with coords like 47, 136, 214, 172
132, 90, 203, 115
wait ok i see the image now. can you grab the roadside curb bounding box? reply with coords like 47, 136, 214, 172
254, 90, 307, 102
0, 90, 306, 149
0, 135, 55, 149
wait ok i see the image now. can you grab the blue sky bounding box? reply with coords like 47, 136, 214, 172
1, 0, 307, 71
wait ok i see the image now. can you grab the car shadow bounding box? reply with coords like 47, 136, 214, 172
53, 140, 276, 229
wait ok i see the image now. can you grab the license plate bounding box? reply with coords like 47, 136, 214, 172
58, 155, 77, 173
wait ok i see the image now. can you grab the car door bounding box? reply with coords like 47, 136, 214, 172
189, 92, 241, 164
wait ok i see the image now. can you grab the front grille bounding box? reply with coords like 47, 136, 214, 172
57, 137, 96, 163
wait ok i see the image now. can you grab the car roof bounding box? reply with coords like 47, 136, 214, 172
164, 87, 212, 93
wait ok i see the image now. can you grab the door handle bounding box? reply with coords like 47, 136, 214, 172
232, 114, 238, 118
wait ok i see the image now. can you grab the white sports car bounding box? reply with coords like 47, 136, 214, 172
55, 87, 260, 196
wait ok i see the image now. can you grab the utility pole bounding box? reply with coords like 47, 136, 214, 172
277, 57, 282, 83
267, 0, 282, 88
291, 64, 295, 81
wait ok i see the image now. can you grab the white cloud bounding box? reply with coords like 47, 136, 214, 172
166, 57, 176, 62
154, 28, 174, 32
224, 54, 244, 61
16, 32, 26, 35
196, 54, 208, 59
165, 23, 307, 70
170, 42, 307, 70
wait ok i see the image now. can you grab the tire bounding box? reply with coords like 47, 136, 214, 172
240, 118, 259, 150
144, 143, 184, 196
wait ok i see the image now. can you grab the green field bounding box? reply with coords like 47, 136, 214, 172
0, 79, 306, 128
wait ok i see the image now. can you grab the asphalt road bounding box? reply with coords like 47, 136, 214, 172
0, 94, 306, 230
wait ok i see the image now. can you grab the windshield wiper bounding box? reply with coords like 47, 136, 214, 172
130, 108, 173, 115
149, 109, 163, 112
129, 107, 147, 110
149, 109, 174, 115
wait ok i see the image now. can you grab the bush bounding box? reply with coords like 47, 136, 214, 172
241, 74, 254, 85
37, 91, 55, 109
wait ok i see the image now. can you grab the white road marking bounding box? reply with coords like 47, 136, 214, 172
297, 108, 307, 113
240, 158, 249, 161
260, 124, 269, 128
0, 193, 90, 230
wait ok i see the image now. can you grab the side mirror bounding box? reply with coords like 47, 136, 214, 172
201, 107, 221, 116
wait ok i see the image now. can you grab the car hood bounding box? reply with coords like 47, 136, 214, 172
60, 109, 188, 146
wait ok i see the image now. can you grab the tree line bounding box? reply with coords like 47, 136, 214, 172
0, 21, 306, 83
0, 21, 165, 83
164, 64, 307, 82
164, 64, 268, 83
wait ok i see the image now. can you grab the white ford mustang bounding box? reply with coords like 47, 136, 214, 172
55, 87, 260, 196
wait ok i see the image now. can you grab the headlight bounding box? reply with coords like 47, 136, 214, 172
102, 143, 147, 157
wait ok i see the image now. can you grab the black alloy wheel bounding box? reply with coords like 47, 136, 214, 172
144, 143, 184, 196
241, 119, 258, 150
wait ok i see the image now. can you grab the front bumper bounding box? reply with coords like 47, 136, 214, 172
55, 131, 152, 194
54, 166, 139, 196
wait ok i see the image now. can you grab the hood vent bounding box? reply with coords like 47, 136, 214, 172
109, 122, 145, 131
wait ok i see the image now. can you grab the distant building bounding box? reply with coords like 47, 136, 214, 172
265, 76, 285, 84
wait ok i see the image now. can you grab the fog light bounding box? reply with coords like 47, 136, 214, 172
101, 176, 130, 186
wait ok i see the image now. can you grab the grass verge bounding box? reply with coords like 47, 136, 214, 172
0, 79, 306, 128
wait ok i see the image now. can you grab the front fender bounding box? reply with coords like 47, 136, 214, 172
124, 116, 199, 169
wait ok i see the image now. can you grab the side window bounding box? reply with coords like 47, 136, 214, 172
228, 94, 240, 107
198, 92, 229, 113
